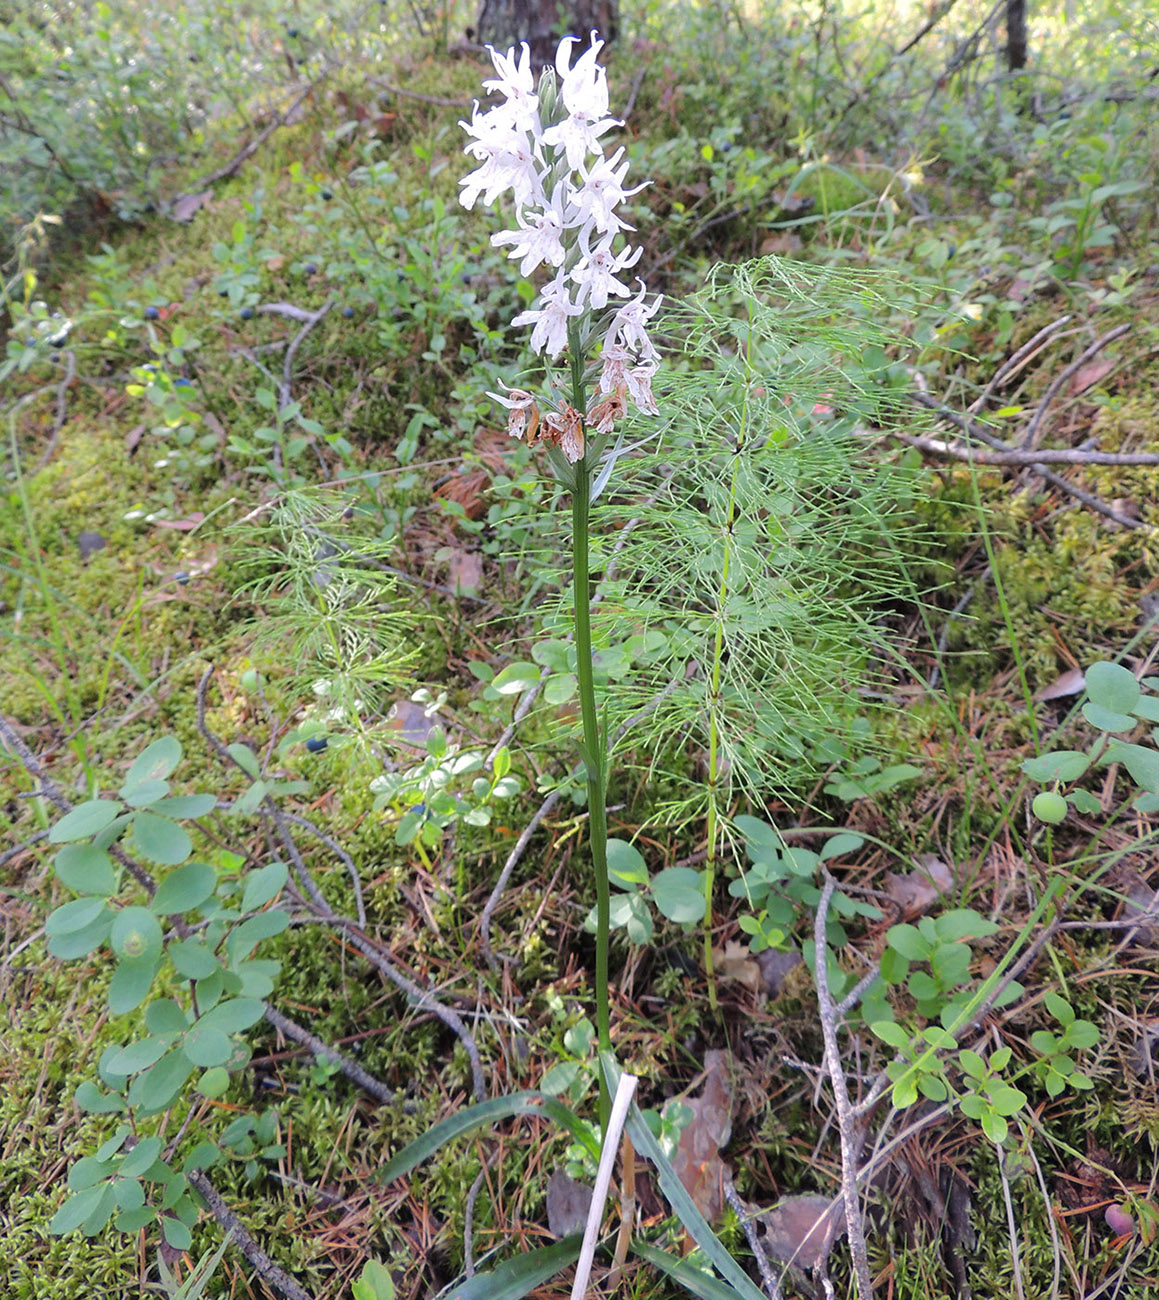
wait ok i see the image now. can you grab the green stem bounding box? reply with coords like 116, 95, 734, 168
572, 457, 611, 1137
564, 323, 611, 1136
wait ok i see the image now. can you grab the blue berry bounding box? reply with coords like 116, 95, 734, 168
144, 306, 159, 320
174, 571, 190, 585
306, 736, 328, 753
342, 306, 355, 318
240, 307, 254, 320
303, 261, 318, 275
321, 188, 333, 201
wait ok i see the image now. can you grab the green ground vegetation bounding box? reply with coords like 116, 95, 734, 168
3, 1, 1159, 1297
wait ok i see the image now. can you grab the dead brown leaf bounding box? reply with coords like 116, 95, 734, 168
759, 1194, 846, 1273
1069, 356, 1116, 396
545, 1169, 592, 1239
668, 1049, 734, 1223
446, 549, 483, 596
1035, 666, 1085, 701
884, 854, 954, 915
171, 189, 213, 222
712, 940, 763, 994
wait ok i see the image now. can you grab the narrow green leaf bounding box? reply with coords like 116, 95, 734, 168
227, 743, 261, 779
378, 1093, 598, 1184
46, 896, 109, 936
108, 1036, 175, 1076
228, 910, 290, 961
1020, 751, 1091, 782
632, 1238, 757, 1300
150, 794, 218, 819
625, 1104, 768, 1300
128, 1049, 195, 1115
441, 1236, 581, 1300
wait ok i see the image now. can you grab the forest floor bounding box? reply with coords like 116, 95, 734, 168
3, 3, 1159, 1299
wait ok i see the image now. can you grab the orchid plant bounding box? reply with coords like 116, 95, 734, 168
461, 33, 658, 1132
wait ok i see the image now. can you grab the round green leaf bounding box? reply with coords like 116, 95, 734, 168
111, 907, 163, 963
115, 1206, 157, 1232
123, 778, 170, 808
1085, 661, 1140, 714
48, 912, 114, 959
108, 956, 161, 1015
886, 923, 931, 961
47, 896, 109, 936
151, 861, 216, 915
168, 940, 220, 980
197, 997, 264, 1036
74, 1082, 126, 1115
107, 1036, 174, 1076
197, 1067, 231, 1099
183, 1025, 234, 1068
150, 793, 217, 819
1082, 702, 1137, 734
51, 1185, 108, 1236
490, 661, 540, 695
819, 832, 864, 862
934, 909, 999, 942
122, 737, 183, 796
1105, 742, 1159, 794
69, 1155, 111, 1191
242, 861, 289, 913
128, 1049, 195, 1115
120, 1137, 162, 1178
131, 811, 193, 866
606, 838, 649, 889
54, 844, 118, 896
50, 800, 124, 844
162, 1215, 193, 1252
112, 1178, 145, 1211
650, 867, 706, 924
146, 998, 190, 1035
1020, 751, 1091, 782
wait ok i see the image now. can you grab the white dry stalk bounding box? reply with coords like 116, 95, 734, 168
570, 1069, 638, 1299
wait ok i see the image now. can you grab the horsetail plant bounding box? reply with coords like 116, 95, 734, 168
461, 32, 659, 1133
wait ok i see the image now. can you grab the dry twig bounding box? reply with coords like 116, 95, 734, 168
813, 871, 874, 1298
186, 1170, 315, 1300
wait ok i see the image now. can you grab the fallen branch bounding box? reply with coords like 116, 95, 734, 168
185, 80, 323, 193
813, 871, 874, 1298
186, 1170, 315, 1300
1022, 323, 1131, 448
892, 431, 1159, 467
